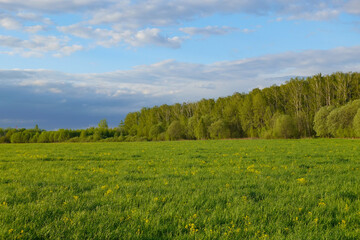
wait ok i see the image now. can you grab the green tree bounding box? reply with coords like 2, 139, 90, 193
93, 131, 101, 141
208, 120, 231, 139
313, 106, 335, 137
57, 129, 70, 142
195, 117, 208, 140
38, 132, 50, 143
273, 114, 298, 138
166, 121, 183, 140
80, 130, 87, 139
149, 123, 164, 140
327, 100, 360, 137
98, 119, 108, 129
353, 109, 360, 137
10, 132, 22, 143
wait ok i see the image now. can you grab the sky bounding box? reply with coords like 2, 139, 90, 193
1, 0, 360, 129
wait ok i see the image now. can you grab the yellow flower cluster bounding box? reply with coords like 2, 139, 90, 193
185, 223, 198, 234
297, 178, 306, 184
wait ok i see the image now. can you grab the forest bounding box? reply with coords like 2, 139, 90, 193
2, 72, 360, 143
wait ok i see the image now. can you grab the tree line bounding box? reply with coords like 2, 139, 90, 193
2, 72, 360, 143
0, 121, 125, 143
121, 72, 360, 140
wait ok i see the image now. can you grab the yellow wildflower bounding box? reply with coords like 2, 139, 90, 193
297, 178, 306, 184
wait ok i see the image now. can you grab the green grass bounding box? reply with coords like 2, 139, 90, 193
0, 139, 360, 239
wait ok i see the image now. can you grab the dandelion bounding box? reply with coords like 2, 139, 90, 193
8, 229, 14, 234
73, 196, 79, 201
318, 202, 326, 207
339, 219, 346, 228
297, 178, 306, 184
105, 189, 113, 195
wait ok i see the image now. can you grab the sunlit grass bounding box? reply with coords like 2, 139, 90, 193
0, 139, 360, 239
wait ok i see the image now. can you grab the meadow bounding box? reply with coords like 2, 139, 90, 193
0, 139, 360, 239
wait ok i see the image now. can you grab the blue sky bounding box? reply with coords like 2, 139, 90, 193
1, 0, 360, 129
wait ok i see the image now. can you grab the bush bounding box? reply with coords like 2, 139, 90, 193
208, 120, 231, 139
314, 106, 335, 137
327, 100, 360, 137
166, 121, 183, 140
149, 124, 164, 140
38, 132, 50, 143
68, 137, 81, 142
353, 109, 360, 137
273, 114, 298, 138
10, 132, 23, 143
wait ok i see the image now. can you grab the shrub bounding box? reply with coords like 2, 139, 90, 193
208, 120, 231, 139
353, 109, 360, 137
273, 114, 298, 138
166, 121, 183, 140
327, 100, 360, 137
314, 106, 335, 137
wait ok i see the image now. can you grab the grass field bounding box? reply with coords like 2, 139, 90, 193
0, 139, 360, 239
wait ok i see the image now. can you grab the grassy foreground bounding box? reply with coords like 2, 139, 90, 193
0, 139, 360, 239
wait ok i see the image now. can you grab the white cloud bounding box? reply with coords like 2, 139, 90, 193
344, 0, 360, 15
58, 24, 121, 47
0, 16, 21, 30
0, 11, 50, 34
288, 9, 340, 21
59, 24, 185, 48
53, 44, 83, 57
49, 88, 62, 93
0, 0, 118, 12
87, 0, 344, 28
0, 35, 83, 57
179, 26, 238, 36
16, 12, 40, 20
126, 28, 184, 48
24, 25, 45, 33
